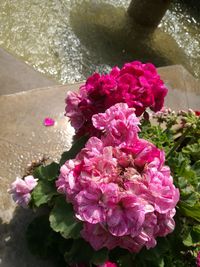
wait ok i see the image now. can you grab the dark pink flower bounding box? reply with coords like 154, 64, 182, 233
195, 111, 200, 116
65, 61, 168, 136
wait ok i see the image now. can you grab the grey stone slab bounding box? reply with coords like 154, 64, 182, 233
158, 65, 200, 110
0, 48, 57, 95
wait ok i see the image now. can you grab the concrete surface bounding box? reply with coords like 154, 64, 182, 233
0, 64, 200, 267
0, 48, 57, 95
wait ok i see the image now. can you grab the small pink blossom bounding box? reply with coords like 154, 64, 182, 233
8, 175, 38, 208
43, 117, 55, 126
196, 251, 200, 267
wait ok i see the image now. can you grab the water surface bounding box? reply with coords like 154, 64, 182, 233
0, 0, 199, 83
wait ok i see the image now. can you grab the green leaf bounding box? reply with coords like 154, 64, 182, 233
64, 239, 94, 264
26, 215, 68, 266
183, 225, 200, 246
182, 141, 200, 161
192, 160, 200, 178
60, 135, 88, 166
91, 248, 108, 265
49, 197, 82, 239
179, 202, 200, 222
118, 254, 134, 267
33, 162, 59, 181
32, 180, 57, 207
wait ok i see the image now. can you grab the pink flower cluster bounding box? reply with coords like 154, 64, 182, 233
8, 175, 38, 208
56, 103, 179, 253
66, 61, 168, 136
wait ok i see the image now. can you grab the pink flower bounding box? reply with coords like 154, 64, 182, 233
106, 194, 145, 237
66, 61, 168, 136
92, 103, 140, 147
81, 223, 119, 251
57, 136, 179, 252
8, 176, 38, 208
57, 104, 179, 253
98, 261, 117, 267
196, 251, 200, 267
75, 183, 119, 224
43, 117, 55, 126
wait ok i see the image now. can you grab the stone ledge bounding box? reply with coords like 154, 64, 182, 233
0, 48, 57, 95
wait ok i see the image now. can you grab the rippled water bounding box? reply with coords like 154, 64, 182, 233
0, 0, 199, 83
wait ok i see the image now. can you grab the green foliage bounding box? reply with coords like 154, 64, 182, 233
49, 196, 82, 239
64, 238, 108, 265
33, 162, 60, 181
31, 161, 60, 207
26, 214, 67, 266
179, 202, 200, 222
183, 225, 200, 246
32, 179, 58, 207
139, 120, 174, 153
60, 135, 88, 166
139, 112, 200, 266
182, 141, 200, 162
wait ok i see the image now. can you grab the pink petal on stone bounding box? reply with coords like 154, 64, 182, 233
43, 117, 55, 126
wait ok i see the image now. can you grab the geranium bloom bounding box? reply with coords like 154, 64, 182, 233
57, 104, 179, 252
8, 175, 38, 208
66, 61, 168, 136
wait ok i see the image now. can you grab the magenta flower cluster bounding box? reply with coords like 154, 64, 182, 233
66, 61, 168, 136
57, 103, 179, 252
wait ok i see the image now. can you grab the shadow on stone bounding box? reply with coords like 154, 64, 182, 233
68, 0, 190, 78
0, 207, 56, 267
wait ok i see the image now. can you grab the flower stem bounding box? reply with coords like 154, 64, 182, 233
166, 127, 191, 159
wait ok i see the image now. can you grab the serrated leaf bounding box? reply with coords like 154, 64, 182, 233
33, 162, 59, 181
60, 135, 88, 166
32, 180, 57, 207
49, 197, 82, 239
182, 142, 200, 161
192, 160, 200, 178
